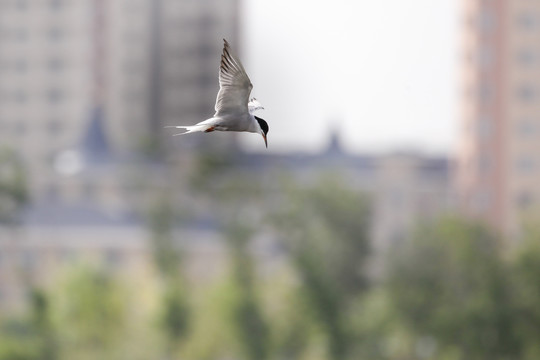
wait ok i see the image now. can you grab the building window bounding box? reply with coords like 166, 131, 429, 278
478, 155, 491, 173
14, 90, 27, 103
516, 156, 535, 173
517, 84, 536, 102
517, 13, 538, 30
124, 89, 144, 103
478, 10, 495, 32
199, 73, 215, 87
123, 31, 144, 45
16, 0, 27, 10
124, 1, 143, 13
517, 119, 537, 136
516, 192, 534, 210
517, 49, 538, 66
47, 58, 64, 72
478, 47, 494, 67
197, 15, 216, 32
15, 121, 26, 135
46, 88, 63, 103
48, 27, 63, 41
479, 83, 493, 103
0, 90, 8, 103
49, 0, 63, 10
473, 190, 491, 211
47, 118, 63, 135
196, 43, 215, 59
123, 59, 144, 73
15, 59, 27, 73
478, 115, 492, 138
15, 28, 28, 42
0, 25, 10, 39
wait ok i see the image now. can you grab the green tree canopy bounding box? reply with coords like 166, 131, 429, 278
386, 217, 520, 359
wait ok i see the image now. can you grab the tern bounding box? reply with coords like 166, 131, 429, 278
167, 39, 269, 148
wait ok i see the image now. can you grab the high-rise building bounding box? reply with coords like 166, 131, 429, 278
457, 0, 540, 237
0, 0, 94, 197
0, 0, 240, 203
0, 0, 241, 310
109, 0, 240, 154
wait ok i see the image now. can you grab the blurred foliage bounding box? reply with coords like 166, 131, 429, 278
148, 196, 181, 278
158, 282, 189, 355
511, 227, 540, 359
0, 147, 28, 224
3, 170, 540, 359
52, 266, 127, 360
148, 196, 190, 358
224, 222, 270, 360
190, 150, 236, 191
384, 217, 524, 359
273, 178, 371, 360
0, 318, 40, 360
29, 289, 58, 360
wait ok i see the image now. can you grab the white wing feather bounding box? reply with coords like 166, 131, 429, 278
214, 39, 253, 117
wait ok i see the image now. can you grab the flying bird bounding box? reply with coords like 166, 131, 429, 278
167, 39, 269, 148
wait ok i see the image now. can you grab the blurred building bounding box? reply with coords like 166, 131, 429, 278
0, 0, 241, 311
0, 0, 94, 198
0, 222, 228, 311
0, 132, 453, 310
457, 0, 540, 237
234, 132, 454, 257
0, 0, 240, 204
0, 0, 454, 310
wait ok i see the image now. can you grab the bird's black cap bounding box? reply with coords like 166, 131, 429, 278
255, 116, 269, 136
255, 116, 269, 148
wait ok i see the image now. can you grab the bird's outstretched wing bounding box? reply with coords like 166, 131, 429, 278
214, 39, 253, 116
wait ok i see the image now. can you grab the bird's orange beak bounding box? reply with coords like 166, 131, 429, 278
262, 134, 268, 148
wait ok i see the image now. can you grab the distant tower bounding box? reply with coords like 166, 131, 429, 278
58, 0, 112, 172
80, 107, 111, 165
325, 126, 344, 155
83, 0, 110, 164
456, 0, 540, 237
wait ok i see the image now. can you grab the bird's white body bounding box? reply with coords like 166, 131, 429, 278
177, 112, 258, 134
168, 40, 269, 147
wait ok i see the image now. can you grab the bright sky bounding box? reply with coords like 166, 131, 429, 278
240, 0, 459, 155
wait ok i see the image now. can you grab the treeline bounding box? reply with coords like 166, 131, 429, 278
2, 173, 540, 359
